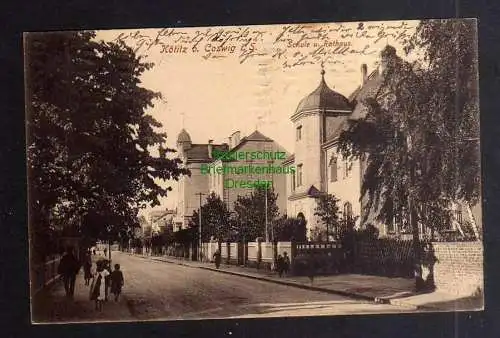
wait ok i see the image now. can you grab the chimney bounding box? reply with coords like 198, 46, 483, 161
232, 131, 241, 147
361, 63, 367, 85
228, 136, 232, 149
208, 140, 213, 159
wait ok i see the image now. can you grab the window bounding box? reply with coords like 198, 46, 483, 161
296, 126, 302, 141
297, 164, 303, 186
343, 159, 351, 178
343, 202, 353, 221
388, 199, 409, 234
329, 156, 337, 182
291, 172, 296, 191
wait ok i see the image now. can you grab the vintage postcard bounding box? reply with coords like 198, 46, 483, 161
26, 18, 482, 324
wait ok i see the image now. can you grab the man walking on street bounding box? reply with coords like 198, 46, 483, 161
213, 249, 221, 269
58, 247, 80, 298
283, 252, 291, 277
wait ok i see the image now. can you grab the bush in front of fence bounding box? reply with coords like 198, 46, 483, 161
352, 238, 415, 278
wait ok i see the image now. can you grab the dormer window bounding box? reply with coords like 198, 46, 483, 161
296, 125, 302, 141
329, 156, 338, 182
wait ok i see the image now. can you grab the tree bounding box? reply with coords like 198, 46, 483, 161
273, 215, 307, 242
25, 31, 190, 261
337, 19, 479, 289
189, 192, 231, 242
339, 20, 479, 232
233, 187, 279, 241
313, 194, 342, 241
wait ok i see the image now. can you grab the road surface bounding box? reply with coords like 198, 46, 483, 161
112, 251, 408, 320
33, 251, 410, 323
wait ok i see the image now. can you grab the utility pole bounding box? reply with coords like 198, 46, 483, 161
196, 192, 206, 262
265, 187, 269, 242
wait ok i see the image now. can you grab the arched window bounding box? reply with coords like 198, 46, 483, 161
296, 125, 302, 141
297, 164, 303, 186
343, 202, 353, 221
329, 156, 337, 182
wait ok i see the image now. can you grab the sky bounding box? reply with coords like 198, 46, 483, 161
94, 19, 422, 215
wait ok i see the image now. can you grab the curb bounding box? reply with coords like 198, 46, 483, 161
126, 253, 423, 310
132, 253, 379, 303
197, 266, 377, 302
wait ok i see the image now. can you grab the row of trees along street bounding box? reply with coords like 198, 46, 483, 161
186, 190, 307, 246
26, 31, 190, 263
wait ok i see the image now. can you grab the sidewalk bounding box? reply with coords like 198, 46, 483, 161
136, 253, 475, 311
32, 257, 134, 323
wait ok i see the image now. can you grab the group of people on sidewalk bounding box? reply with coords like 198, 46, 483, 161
57, 248, 125, 312
276, 252, 291, 277
210, 248, 291, 277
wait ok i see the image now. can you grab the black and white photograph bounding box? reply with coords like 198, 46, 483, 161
26, 18, 483, 324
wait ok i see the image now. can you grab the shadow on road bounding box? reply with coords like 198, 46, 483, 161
419, 295, 483, 312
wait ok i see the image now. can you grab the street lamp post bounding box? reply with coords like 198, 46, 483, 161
265, 187, 269, 243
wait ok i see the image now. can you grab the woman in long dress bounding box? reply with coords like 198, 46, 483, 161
90, 260, 110, 311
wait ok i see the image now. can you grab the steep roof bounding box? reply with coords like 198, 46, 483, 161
322, 68, 384, 145
242, 130, 273, 142
294, 70, 352, 115
177, 128, 192, 143
185, 143, 228, 161
349, 69, 384, 120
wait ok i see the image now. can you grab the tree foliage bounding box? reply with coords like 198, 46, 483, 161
273, 215, 307, 242
233, 187, 279, 241
313, 194, 343, 241
189, 192, 231, 242
338, 19, 480, 233
26, 31, 189, 261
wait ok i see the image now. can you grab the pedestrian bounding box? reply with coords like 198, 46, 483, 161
83, 252, 93, 286
103, 247, 107, 257
283, 251, 291, 277
213, 249, 221, 269
93, 249, 96, 256
57, 247, 80, 298
103, 260, 112, 301
90, 260, 110, 311
276, 254, 284, 277
110, 264, 124, 302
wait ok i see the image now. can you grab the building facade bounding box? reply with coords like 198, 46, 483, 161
173, 129, 290, 232
284, 46, 481, 240
173, 130, 229, 231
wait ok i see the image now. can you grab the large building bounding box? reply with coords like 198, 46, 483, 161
149, 209, 176, 234
283, 65, 363, 239
284, 46, 482, 240
173, 130, 228, 231
173, 129, 290, 232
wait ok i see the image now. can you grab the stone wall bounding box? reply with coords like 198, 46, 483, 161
432, 241, 483, 296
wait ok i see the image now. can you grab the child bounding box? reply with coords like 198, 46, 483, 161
110, 264, 124, 302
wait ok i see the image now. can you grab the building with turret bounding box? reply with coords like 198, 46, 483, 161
173, 129, 229, 231
284, 46, 482, 240
173, 128, 290, 233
